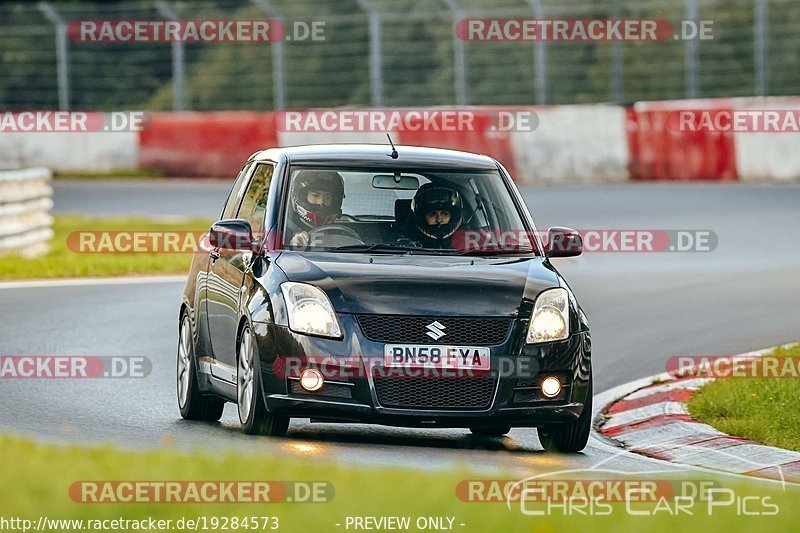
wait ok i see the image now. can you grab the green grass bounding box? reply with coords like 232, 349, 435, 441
688, 344, 800, 451
53, 169, 164, 179
1, 433, 798, 532
0, 215, 212, 280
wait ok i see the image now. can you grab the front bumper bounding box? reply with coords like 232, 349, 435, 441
251, 315, 591, 429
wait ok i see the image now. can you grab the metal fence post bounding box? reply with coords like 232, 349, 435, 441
684, 0, 699, 98
440, 0, 468, 105
154, 1, 186, 111
610, 0, 624, 103
37, 1, 70, 110
356, 0, 384, 106
526, 0, 547, 105
754, 0, 769, 96
252, 0, 286, 110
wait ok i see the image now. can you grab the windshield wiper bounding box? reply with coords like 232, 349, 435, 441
332, 243, 535, 256
332, 243, 447, 254
453, 246, 536, 256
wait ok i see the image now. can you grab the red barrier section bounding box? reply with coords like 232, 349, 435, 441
139, 112, 278, 177
626, 102, 738, 181
395, 107, 518, 176
139, 102, 745, 180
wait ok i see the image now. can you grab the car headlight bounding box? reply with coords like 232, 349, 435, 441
280, 282, 342, 338
526, 287, 569, 344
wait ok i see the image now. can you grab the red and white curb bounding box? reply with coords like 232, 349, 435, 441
596, 346, 800, 484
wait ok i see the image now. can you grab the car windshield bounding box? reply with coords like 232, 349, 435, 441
282, 168, 539, 255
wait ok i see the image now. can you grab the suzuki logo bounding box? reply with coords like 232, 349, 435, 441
426, 321, 447, 340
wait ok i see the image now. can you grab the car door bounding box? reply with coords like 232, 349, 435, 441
197, 162, 252, 359
206, 162, 274, 378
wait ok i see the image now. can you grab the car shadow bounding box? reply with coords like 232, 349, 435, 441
285, 424, 542, 453
171, 412, 551, 455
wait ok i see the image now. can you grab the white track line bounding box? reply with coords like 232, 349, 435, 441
0, 275, 187, 290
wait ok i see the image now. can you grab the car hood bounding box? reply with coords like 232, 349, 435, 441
274, 252, 559, 316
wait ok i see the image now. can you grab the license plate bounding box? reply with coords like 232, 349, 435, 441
383, 345, 490, 370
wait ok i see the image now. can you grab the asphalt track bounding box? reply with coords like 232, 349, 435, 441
1, 180, 798, 476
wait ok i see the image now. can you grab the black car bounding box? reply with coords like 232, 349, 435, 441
177, 144, 592, 452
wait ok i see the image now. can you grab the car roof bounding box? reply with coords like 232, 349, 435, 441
249, 144, 500, 171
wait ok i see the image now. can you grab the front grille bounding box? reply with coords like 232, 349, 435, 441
357, 315, 513, 345
373, 374, 496, 409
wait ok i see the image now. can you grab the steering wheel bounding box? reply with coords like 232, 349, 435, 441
308, 224, 364, 244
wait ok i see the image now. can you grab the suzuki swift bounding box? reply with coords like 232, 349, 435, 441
177, 144, 592, 452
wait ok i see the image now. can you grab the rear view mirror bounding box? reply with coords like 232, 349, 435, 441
546, 226, 583, 258
372, 174, 420, 190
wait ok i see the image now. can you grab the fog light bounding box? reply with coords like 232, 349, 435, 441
299, 368, 324, 392
541, 376, 561, 398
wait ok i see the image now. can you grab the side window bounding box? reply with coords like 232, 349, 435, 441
221, 162, 253, 219
237, 163, 274, 236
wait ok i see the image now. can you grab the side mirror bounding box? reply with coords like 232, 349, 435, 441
209, 219, 254, 251
546, 226, 582, 258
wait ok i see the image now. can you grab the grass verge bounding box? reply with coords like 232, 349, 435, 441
688, 344, 800, 451
0, 215, 212, 280
53, 169, 164, 180
0, 433, 798, 531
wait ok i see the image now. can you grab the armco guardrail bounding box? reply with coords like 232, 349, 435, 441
0, 167, 54, 257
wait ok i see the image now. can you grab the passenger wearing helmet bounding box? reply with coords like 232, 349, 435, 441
408, 183, 464, 249
287, 170, 346, 246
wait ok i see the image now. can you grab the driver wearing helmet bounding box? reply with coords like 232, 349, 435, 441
408, 183, 464, 249
287, 170, 346, 246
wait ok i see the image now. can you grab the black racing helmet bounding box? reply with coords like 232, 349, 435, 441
291, 170, 345, 228
411, 183, 464, 241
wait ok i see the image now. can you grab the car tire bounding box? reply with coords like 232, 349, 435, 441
177, 313, 225, 421
469, 426, 511, 437
237, 323, 290, 436
537, 375, 593, 453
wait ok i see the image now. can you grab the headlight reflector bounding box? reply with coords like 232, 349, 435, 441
526, 288, 569, 344
281, 282, 342, 338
